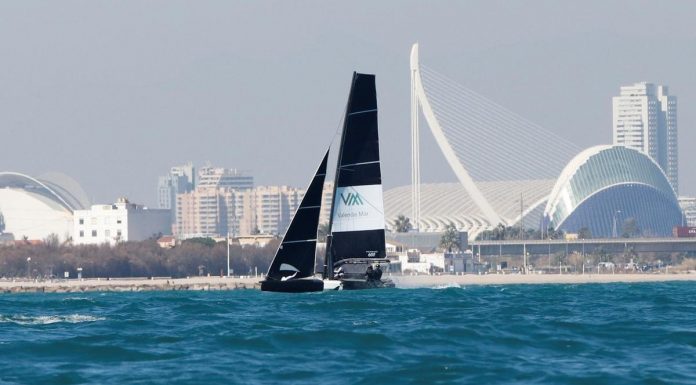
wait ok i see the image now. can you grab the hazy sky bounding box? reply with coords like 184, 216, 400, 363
2, 1, 695, 206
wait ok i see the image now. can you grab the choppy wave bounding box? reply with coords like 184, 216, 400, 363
0, 284, 694, 384
0, 314, 104, 325
431, 282, 464, 290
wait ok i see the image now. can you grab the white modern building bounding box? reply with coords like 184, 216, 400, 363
612, 82, 678, 192
74, 198, 171, 246
0, 172, 90, 242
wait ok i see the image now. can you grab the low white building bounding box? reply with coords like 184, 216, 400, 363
74, 198, 171, 245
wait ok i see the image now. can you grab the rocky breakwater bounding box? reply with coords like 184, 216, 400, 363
0, 277, 262, 294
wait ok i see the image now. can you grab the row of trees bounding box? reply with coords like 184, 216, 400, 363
0, 238, 280, 279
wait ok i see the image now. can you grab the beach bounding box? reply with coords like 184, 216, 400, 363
1, 272, 695, 293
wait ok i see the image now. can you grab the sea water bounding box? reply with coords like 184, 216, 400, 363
1, 282, 695, 385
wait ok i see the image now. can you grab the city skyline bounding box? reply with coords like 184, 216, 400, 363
2, 1, 696, 206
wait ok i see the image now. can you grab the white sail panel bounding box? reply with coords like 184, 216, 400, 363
331, 185, 384, 232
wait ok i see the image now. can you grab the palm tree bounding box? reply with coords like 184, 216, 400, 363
394, 214, 413, 233
439, 223, 461, 252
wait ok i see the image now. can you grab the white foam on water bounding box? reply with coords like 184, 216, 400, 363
0, 314, 105, 325
431, 283, 464, 290
62, 297, 94, 302
351, 320, 379, 326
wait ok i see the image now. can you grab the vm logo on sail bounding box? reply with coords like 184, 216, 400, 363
340, 192, 364, 206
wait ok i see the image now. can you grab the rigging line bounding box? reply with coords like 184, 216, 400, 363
427, 103, 568, 172
421, 77, 580, 154
419, 67, 580, 153
429, 104, 572, 170
343, 185, 384, 215
424, 94, 576, 167
420, 65, 535, 118
420, 78, 579, 154
424, 88, 562, 148
426, 97, 580, 161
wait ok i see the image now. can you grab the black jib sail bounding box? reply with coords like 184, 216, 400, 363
265, 149, 329, 281
326, 72, 385, 276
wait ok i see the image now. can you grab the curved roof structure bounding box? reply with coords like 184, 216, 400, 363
0, 172, 89, 212
0, 172, 89, 242
385, 180, 555, 238
544, 145, 682, 237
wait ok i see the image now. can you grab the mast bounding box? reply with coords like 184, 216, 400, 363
324, 72, 357, 279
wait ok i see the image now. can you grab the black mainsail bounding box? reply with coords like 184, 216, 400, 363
265, 149, 329, 281
326, 72, 385, 278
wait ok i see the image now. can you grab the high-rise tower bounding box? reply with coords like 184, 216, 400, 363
612, 82, 678, 192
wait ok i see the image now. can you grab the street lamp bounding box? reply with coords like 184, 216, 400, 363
26, 257, 31, 279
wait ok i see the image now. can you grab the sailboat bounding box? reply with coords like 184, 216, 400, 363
260, 72, 393, 293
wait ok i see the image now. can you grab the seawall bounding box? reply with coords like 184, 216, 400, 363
0, 277, 261, 294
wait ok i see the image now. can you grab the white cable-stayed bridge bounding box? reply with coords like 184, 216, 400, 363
385, 43, 582, 239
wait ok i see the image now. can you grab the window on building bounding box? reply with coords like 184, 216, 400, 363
91, 230, 97, 237
117, 229, 122, 237
116, 219, 122, 224
79, 230, 84, 237
78, 218, 84, 225
91, 217, 97, 225
105, 230, 111, 238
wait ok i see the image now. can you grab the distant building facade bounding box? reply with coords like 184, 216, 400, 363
175, 187, 253, 239
612, 82, 678, 192
320, 182, 333, 226
250, 185, 304, 236
175, 185, 304, 239
74, 198, 171, 246
197, 167, 253, 190
679, 197, 696, 227
157, 163, 196, 228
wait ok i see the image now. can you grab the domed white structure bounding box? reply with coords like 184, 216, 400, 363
543, 145, 683, 237
0, 172, 89, 241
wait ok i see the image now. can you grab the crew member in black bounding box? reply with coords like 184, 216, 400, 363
365, 265, 374, 281
374, 264, 383, 281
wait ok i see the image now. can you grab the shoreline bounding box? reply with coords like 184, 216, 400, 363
1, 273, 695, 293
0, 276, 262, 294
391, 272, 696, 288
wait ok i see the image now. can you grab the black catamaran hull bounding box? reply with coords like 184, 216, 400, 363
340, 278, 395, 290
260, 278, 324, 293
